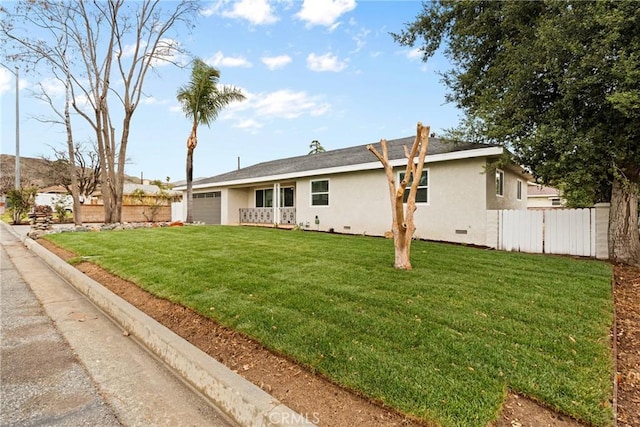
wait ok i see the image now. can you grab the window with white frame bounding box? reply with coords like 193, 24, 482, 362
398, 170, 429, 203
311, 180, 329, 206
516, 179, 523, 200
496, 169, 504, 196
255, 188, 273, 208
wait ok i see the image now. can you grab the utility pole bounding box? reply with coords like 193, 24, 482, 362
14, 66, 20, 189
2, 64, 20, 189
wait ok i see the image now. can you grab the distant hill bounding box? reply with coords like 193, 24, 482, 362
0, 155, 54, 192
0, 154, 144, 194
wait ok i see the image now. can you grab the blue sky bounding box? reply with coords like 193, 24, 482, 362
0, 0, 461, 183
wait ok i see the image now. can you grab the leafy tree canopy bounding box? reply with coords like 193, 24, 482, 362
393, 0, 639, 199
394, 0, 640, 264
308, 140, 326, 155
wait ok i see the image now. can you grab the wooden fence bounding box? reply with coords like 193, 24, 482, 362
489, 204, 610, 259
78, 204, 171, 223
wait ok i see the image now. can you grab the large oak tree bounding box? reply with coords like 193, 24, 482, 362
394, 0, 640, 265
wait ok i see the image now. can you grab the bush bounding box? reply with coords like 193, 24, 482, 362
6, 187, 37, 224
53, 196, 72, 223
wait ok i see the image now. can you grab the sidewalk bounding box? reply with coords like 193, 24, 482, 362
1, 235, 121, 426
0, 223, 236, 426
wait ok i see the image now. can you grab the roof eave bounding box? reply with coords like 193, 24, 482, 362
176, 146, 505, 191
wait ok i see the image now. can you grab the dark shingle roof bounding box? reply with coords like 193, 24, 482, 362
192, 136, 498, 186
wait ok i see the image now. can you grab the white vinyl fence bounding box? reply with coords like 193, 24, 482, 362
544, 208, 595, 256
497, 210, 544, 253
490, 204, 610, 259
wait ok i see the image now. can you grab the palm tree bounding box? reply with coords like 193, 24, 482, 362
177, 59, 245, 223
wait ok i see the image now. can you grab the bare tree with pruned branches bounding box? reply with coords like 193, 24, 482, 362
1, 0, 199, 223
44, 142, 101, 212
367, 122, 430, 270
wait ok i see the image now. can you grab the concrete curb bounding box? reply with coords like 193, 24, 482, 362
8, 224, 314, 427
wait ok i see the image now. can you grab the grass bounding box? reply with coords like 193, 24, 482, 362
44, 226, 614, 426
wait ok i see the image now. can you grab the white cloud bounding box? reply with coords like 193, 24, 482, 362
261, 55, 292, 70
38, 78, 66, 97
309, 102, 330, 116
151, 38, 185, 66
72, 93, 92, 110
120, 38, 185, 67
295, 0, 356, 28
206, 51, 253, 68
120, 43, 141, 58
140, 96, 169, 106
224, 88, 330, 121
351, 27, 370, 53
254, 89, 330, 119
234, 118, 263, 130
405, 48, 422, 61
221, 0, 278, 25
0, 68, 29, 96
199, 1, 223, 17
306, 52, 347, 72
0, 68, 14, 95
327, 22, 341, 32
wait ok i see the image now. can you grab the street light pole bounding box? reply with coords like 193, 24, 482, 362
14, 66, 20, 189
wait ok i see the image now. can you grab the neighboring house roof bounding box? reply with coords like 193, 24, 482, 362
181, 136, 507, 190
527, 184, 560, 198
38, 185, 68, 194
170, 178, 204, 188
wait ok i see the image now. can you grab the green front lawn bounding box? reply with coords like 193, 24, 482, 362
44, 226, 614, 426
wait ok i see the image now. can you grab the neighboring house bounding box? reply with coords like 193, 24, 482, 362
35, 185, 73, 212
176, 136, 530, 247
527, 183, 564, 209
92, 182, 181, 206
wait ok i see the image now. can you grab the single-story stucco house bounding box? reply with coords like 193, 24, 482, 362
175, 136, 530, 246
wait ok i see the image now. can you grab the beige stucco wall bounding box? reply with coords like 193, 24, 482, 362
486, 165, 528, 210
295, 157, 501, 246
223, 188, 250, 224
416, 157, 489, 244
527, 197, 562, 209
295, 169, 390, 234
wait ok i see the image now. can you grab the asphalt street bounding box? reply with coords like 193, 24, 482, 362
0, 223, 236, 426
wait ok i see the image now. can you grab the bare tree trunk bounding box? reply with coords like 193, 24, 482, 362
95, 122, 111, 223
368, 122, 430, 270
609, 173, 640, 265
63, 75, 82, 226
98, 130, 113, 224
